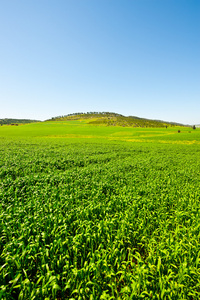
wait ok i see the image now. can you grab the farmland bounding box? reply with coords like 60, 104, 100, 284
0, 121, 200, 299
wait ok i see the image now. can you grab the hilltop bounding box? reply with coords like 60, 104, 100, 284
48, 112, 186, 128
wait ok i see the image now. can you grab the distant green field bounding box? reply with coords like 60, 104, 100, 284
1, 122, 200, 299
0, 121, 198, 144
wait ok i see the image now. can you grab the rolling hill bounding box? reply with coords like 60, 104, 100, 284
48, 112, 186, 128
0, 118, 41, 125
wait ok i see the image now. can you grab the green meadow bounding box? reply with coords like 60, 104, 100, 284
0, 121, 198, 143
1, 122, 200, 299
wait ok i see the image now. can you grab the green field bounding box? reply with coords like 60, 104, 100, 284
1, 122, 200, 299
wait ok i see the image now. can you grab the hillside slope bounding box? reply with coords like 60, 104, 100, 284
0, 119, 41, 125
48, 112, 185, 128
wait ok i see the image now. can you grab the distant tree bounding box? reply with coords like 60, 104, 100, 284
193, 125, 196, 130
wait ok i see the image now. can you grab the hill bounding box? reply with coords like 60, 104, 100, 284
48, 112, 186, 128
0, 118, 41, 125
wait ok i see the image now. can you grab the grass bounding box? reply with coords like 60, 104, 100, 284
0, 121, 196, 142
0, 122, 200, 299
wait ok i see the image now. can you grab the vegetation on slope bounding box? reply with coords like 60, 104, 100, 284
48, 112, 185, 128
0, 119, 41, 125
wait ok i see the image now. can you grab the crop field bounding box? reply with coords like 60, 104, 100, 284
0, 122, 200, 299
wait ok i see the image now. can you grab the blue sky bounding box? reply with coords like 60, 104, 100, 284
0, 0, 199, 124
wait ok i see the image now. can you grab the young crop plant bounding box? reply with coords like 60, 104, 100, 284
0, 125, 200, 299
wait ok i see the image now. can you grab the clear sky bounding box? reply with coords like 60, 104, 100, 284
0, 0, 199, 124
